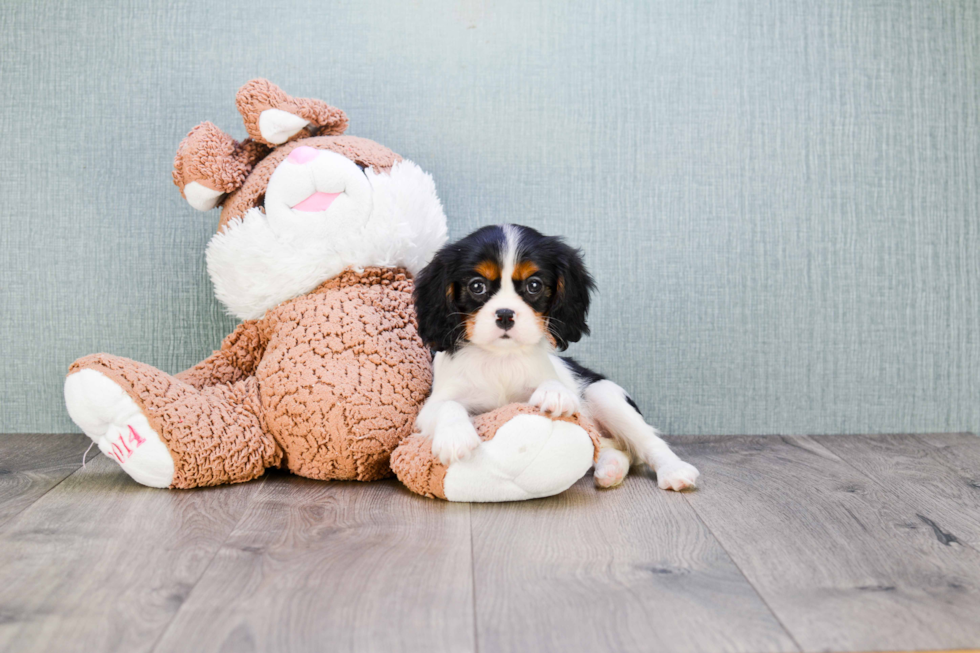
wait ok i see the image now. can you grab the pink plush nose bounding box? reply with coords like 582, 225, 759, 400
287, 146, 320, 165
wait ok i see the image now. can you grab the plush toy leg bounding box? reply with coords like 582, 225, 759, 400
391, 404, 601, 502
65, 354, 281, 488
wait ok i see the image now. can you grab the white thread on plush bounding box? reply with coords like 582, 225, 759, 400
206, 158, 447, 320
258, 108, 310, 145
64, 369, 175, 488
81, 441, 95, 468
183, 181, 225, 212
442, 414, 594, 502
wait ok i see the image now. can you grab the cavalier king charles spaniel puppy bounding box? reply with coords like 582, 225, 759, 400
413, 224, 699, 491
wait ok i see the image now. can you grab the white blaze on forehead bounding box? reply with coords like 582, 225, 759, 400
500, 224, 521, 294
468, 224, 545, 348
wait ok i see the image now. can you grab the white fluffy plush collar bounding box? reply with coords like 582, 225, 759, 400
205, 159, 447, 320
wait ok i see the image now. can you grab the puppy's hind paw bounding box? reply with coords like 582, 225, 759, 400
656, 460, 700, 491
594, 449, 630, 489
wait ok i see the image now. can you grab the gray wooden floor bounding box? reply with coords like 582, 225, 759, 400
1, 433, 979, 653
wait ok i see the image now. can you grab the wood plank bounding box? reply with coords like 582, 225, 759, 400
817, 433, 980, 551
672, 435, 980, 653
0, 433, 92, 528
152, 476, 475, 653
0, 455, 260, 653
911, 432, 980, 483
469, 472, 797, 653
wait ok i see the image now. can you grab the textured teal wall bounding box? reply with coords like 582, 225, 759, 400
1, 0, 978, 435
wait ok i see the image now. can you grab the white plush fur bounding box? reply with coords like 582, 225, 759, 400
64, 369, 175, 488
206, 157, 448, 320
441, 414, 595, 502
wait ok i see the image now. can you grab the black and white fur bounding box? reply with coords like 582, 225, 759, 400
413, 224, 699, 491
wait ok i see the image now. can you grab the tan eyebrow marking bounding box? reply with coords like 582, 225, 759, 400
513, 260, 539, 281
474, 260, 501, 280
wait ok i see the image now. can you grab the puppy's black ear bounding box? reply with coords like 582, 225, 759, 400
547, 243, 595, 351
413, 249, 461, 353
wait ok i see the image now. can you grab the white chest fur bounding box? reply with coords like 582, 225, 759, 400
430, 344, 581, 414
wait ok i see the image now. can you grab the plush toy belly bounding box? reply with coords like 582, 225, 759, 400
257, 270, 432, 482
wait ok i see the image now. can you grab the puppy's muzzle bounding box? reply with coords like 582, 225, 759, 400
495, 308, 515, 331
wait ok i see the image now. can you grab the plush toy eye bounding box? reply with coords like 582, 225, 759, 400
468, 279, 487, 296
525, 277, 543, 295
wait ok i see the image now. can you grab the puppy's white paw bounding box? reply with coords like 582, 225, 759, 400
656, 460, 700, 491
529, 380, 580, 417
594, 449, 630, 488
431, 417, 482, 466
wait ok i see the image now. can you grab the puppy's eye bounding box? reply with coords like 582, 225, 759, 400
468, 279, 487, 296
525, 277, 543, 295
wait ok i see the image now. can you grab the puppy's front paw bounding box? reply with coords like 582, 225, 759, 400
656, 460, 700, 491
431, 418, 482, 466
530, 380, 581, 417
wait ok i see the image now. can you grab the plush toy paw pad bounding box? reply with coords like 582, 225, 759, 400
64, 369, 175, 488
594, 449, 630, 488
656, 460, 700, 491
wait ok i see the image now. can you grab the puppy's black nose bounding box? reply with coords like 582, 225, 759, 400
495, 308, 515, 330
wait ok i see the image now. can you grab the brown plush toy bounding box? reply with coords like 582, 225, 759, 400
64, 80, 600, 500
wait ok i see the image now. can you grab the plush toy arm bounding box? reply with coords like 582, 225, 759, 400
391, 404, 601, 502
172, 122, 270, 211
175, 320, 267, 389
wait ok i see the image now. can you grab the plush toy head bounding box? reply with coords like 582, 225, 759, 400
173, 79, 447, 320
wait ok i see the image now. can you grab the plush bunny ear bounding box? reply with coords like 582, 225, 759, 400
172, 122, 269, 211
236, 78, 348, 146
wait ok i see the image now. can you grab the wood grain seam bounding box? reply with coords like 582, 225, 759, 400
468, 504, 479, 653
681, 488, 804, 653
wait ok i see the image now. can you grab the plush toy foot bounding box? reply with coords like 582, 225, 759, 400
392, 404, 602, 502
655, 459, 700, 491
594, 447, 630, 488
64, 369, 175, 488
445, 414, 593, 502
